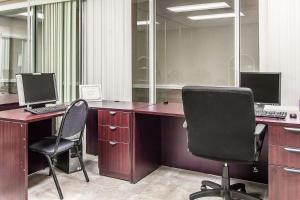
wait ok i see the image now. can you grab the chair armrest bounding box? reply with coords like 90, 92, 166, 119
255, 124, 267, 136
254, 124, 267, 161
183, 120, 187, 129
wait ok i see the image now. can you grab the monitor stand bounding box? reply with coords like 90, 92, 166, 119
255, 103, 265, 111
25, 103, 46, 111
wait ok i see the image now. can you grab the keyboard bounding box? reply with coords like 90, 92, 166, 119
25, 105, 68, 114
255, 109, 287, 119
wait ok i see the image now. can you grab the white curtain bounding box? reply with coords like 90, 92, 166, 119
39, 0, 78, 103
84, 0, 132, 101
260, 0, 300, 106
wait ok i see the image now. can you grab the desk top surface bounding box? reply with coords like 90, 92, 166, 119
135, 102, 185, 117
1, 101, 300, 126
0, 108, 65, 123
135, 102, 300, 127
0, 93, 18, 105
88, 100, 150, 111
0, 101, 150, 123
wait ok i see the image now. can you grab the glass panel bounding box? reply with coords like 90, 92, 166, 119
132, 0, 150, 102
35, 0, 80, 103
240, 0, 259, 72
156, 0, 235, 103
0, 0, 29, 94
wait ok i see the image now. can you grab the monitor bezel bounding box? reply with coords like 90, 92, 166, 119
16, 73, 58, 107
240, 72, 281, 106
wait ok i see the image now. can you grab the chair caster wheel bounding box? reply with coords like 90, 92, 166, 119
200, 185, 207, 191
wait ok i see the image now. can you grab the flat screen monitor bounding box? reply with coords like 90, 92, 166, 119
16, 73, 58, 106
240, 72, 281, 105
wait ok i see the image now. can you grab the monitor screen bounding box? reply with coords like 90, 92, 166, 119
240, 72, 281, 104
16, 73, 58, 106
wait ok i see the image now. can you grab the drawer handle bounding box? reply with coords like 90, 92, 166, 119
284, 167, 300, 174
284, 147, 300, 153
109, 141, 117, 145
284, 127, 300, 133
109, 126, 117, 131
109, 111, 117, 116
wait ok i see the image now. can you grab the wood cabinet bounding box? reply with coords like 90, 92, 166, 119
269, 165, 300, 200
269, 125, 300, 200
98, 110, 132, 181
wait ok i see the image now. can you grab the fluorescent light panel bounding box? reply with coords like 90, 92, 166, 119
167, 2, 230, 13
188, 12, 245, 20
137, 21, 159, 26
18, 12, 44, 19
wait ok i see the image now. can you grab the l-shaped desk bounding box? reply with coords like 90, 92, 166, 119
0, 100, 300, 200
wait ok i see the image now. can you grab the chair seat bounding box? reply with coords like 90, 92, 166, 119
29, 136, 75, 155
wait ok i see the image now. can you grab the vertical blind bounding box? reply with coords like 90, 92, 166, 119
38, 0, 78, 103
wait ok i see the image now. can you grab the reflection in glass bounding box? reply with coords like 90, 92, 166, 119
132, 0, 150, 102
240, 0, 259, 73
0, 1, 29, 94
156, 0, 235, 102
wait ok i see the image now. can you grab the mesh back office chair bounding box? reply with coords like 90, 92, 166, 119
29, 99, 90, 199
182, 86, 266, 200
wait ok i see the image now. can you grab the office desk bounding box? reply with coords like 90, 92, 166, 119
0, 93, 19, 111
87, 102, 300, 200
0, 108, 64, 200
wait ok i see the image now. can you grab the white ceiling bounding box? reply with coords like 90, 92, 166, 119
135, 0, 258, 29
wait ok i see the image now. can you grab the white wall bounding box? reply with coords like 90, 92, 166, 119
0, 16, 27, 38
260, 0, 300, 106
133, 23, 259, 87
84, 0, 132, 101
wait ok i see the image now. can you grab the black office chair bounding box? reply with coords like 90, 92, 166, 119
182, 86, 266, 200
29, 99, 90, 199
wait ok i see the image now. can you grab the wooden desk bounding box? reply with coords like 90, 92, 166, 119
0, 93, 19, 111
0, 108, 64, 200
88, 102, 300, 200
136, 103, 300, 200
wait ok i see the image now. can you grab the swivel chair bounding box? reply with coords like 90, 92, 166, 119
182, 86, 266, 200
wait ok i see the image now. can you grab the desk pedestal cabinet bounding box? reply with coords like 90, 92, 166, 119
98, 110, 132, 181
269, 125, 300, 199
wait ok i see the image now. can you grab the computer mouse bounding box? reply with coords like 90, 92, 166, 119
163, 101, 168, 104
290, 113, 297, 119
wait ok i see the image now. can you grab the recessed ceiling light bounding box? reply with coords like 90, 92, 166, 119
167, 2, 230, 13
137, 21, 160, 26
188, 12, 245, 21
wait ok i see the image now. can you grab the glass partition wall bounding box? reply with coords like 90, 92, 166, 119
0, 0, 82, 102
0, 0, 30, 94
132, 0, 150, 102
133, 0, 258, 103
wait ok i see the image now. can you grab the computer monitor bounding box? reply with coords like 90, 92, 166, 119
240, 72, 281, 105
16, 73, 58, 107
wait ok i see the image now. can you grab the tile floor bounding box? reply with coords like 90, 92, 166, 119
28, 155, 268, 200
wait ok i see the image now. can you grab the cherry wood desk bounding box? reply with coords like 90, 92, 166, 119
87, 101, 300, 200
0, 108, 65, 200
0, 93, 19, 111
1, 101, 300, 200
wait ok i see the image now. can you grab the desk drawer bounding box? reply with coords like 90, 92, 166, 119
99, 125, 130, 143
99, 140, 131, 176
269, 165, 300, 200
98, 110, 131, 127
269, 126, 300, 147
269, 145, 300, 168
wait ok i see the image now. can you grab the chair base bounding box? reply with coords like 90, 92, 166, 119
190, 164, 261, 200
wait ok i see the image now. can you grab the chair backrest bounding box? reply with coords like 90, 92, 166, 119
182, 86, 256, 163
55, 99, 89, 152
